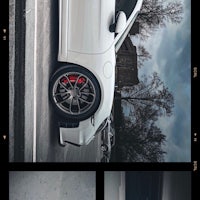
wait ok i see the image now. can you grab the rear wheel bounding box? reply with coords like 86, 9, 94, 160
49, 65, 101, 121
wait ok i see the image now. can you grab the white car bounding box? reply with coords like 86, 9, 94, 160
49, 0, 143, 146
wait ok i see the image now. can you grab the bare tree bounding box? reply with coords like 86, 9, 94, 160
114, 73, 173, 162
136, 0, 183, 40
118, 121, 166, 162
121, 72, 174, 117
137, 45, 152, 67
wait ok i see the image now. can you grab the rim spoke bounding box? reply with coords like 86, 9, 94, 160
65, 75, 74, 89
80, 78, 89, 91
77, 99, 81, 114
54, 91, 69, 97
81, 91, 95, 97
69, 98, 73, 113
74, 74, 82, 88
58, 81, 69, 92
56, 97, 68, 105
79, 97, 93, 104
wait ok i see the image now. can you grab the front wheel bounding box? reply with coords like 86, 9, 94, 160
49, 65, 101, 121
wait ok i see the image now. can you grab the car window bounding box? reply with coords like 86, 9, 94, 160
116, 0, 138, 19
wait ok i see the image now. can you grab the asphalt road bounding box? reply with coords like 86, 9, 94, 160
10, 0, 102, 162
9, 171, 96, 200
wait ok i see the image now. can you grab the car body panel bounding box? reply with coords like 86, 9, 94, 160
58, 0, 115, 61
59, 47, 115, 145
68, 0, 115, 54
57, 0, 143, 145
60, 120, 96, 145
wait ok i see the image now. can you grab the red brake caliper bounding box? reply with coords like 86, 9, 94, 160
61, 75, 86, 85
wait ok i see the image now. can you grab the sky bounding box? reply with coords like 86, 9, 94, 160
131, 0, 191, 162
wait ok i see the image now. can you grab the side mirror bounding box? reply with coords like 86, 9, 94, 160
115, 11, 127, 33
109, 11, 127, 33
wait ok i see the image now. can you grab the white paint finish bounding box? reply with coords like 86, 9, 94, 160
58, 0, 115, 61
115, 11, 127, 33
60, 120, 96, 145
58, 0, 143, 59
103, 62, 113, 79
57, 0, 143, 145
68, 0, 115, 54
9, 171, 96, 200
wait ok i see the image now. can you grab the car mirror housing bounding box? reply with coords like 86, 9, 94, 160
109, 11, 127, 33
115, 11, 127, 34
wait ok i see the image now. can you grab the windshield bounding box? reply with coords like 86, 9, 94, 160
116, 0, 138, 19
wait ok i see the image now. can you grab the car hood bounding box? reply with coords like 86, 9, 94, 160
67, 0, 115, 54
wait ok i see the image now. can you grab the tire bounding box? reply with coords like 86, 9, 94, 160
49, 65, 101, 121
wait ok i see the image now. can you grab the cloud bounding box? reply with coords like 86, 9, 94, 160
163, 135, 191, 162
131, 0, 191, 162
136, 0, 191, 162
156, 36, 191, 161
156, 113, 189, 162
175, 47, 183, 57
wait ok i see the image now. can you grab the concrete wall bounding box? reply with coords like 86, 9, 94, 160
9, 171, 96, 200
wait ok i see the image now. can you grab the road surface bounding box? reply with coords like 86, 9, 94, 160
9, 171, 96, 200
9, 0, 102, 162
